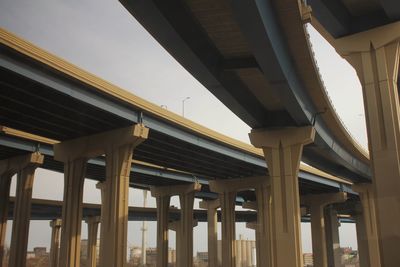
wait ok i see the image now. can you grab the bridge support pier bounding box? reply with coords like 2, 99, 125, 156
169, 219, 198, 267
352, 184, 380, 267
354, 203, 371, 267
0, 152, 43, 267
49, 219, 62, 267
55, 124, 148, 267
335, 23, 400, 266
151, 183, 201, 267
85, 216, 100, 267
324, 207, 342, 267
153, 194, 170, 267
249, 126, 315, 267
199, 199, 220, 267
302, 192, 347, 267
0, 173, 12, 267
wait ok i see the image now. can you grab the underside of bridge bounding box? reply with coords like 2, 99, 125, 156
1, 0, 400, 266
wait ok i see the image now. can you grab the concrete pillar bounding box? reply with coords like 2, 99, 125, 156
49, 219, 62, 267
335, 22, 400, 267
352, 184, 380, 267
240, 238, 247, 267
206, 184, 236, 267
0, 152, 43, 267
154, 195, 170, 267
54, 124, 148, 267
255, 183, 271, 267
85, 216, 100, 267
177, 190, 196, 267
169, 219, 198, 267
246, 239, 252, 267
236, 238, 242, 267
249, 126, 315, 267
324, 207, 341, 267
0, 174, 11, 267
58, 158, 87, 267
302, 192, 347, 267
199, 199, 220, 267
151, 183, 201, 267
354, 203, 371, 267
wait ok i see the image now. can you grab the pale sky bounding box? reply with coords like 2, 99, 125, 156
0, 0, 366, 256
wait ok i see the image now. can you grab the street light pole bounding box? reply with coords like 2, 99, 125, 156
182, 97, 190, 117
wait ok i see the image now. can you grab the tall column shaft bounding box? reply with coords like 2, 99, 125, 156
355, 210, 371, 267
325, 207, 341, 267
99, 144, 133, 267
49, 219, 62, 267
254, 185, 272, 267
59, 158, 87, 267
199, 200, 219, 267
353, 184, 381, 267
250, 126, 315, 267
9, 166, 38, 267
155, 195, 170, 267
86, 216, 100, 267
310, 205, 327, 267
0, 175, 11, 267
177, 191, 195, 267
335, 24, 400, 266
220, 191, 236, 267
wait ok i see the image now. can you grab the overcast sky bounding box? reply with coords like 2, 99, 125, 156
0, 0, 367, 256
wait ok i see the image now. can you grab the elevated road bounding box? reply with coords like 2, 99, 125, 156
120, 0, 371, 182
0, 28, 354, 196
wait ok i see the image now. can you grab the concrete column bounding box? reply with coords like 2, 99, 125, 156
249, 126, 315, 267
255, 183, 272, 267
169, 219, 198, 267
154, 195, 170, 267
85, 216, 100, 267
354, 203, 371, 267
3, 153, 43, 266
0, 174, 11, 267
236, 238, 242, 267
324, 207, 341, 267
177, 190, 196, 267
199, 199, 220, 267
335, 23, 400, 267
241, 238, 247, 267
58, 158, 87, 267
0, 152, 43, 267
54, 124, 149, 267
352, 184, 380, 267
99, 145, 135, 267
151, 183, 201, 267
219, 190, 236, 267
302, 192, 347, 267
49, 219, 62, 267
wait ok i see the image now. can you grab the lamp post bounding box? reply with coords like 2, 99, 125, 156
182, 97, 190, 117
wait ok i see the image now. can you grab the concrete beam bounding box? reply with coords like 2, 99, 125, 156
54, 124, 148, 162
209, 175, 269, 193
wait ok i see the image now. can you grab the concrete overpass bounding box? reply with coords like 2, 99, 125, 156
120, 1, 400, 266
0, 27, 358, 267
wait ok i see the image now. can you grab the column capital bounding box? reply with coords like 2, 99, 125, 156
209, 176, 269, 193
242, 201, 257, 211
249, 126, 315, 148
334, 21, 400, 56
302, 192, 348, 207
0, 152, 43, 176
199, 199, 220, 210
54, 124, 148, 162
168, 219, 198, 231
150, 182, 201, 197
50, 219, 62, 228
85, 216, 101, 225
246, 221, 257, 230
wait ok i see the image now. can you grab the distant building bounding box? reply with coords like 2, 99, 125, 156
80, 239, 100, 262
34, 247, 47, 258
217, 235, 256, 267
303, 253, 313, 267
196, 252, 208, 263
